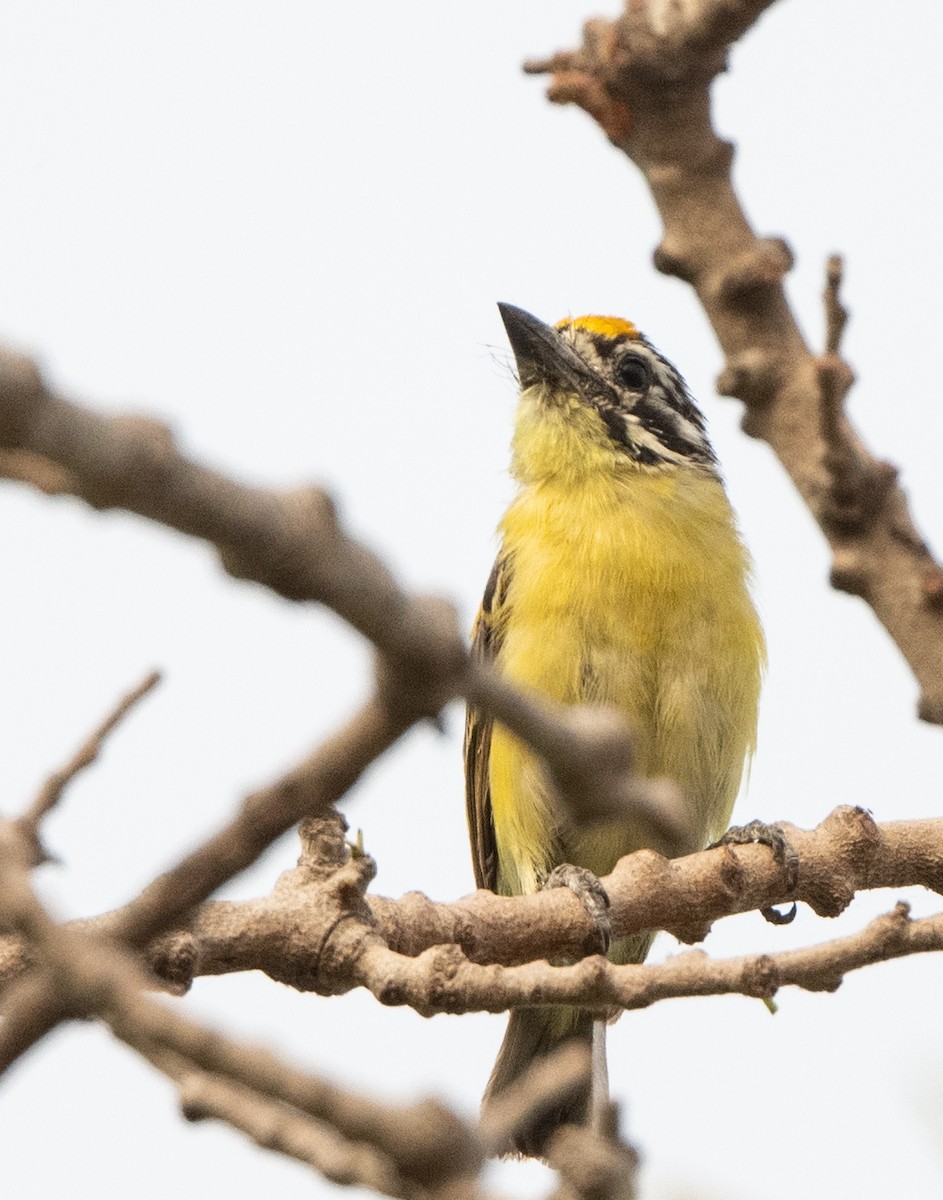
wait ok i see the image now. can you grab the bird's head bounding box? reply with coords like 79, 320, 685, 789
499, 303, 717, 482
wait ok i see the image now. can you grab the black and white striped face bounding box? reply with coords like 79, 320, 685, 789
497, 304, 716, 471
555, 315, 717, 469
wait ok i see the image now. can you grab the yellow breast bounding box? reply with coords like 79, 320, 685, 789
488, 464, 765, 896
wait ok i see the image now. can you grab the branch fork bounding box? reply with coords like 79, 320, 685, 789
521, 2, 943, 724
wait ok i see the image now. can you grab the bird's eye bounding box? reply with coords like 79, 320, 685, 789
615, 353, 652, 391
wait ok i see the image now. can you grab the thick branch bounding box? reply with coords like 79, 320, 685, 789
5, 806, 940, 1009
2, 804, 940, 1197
524, 2, 943, 723
0, 972, 65, 1073
352, 901, 943, 1016
0, 349, 691, 888
0, 820, 483, 1194
0, 349, 450, 681
2, 817, 652, 1199
164, 807, 943, 986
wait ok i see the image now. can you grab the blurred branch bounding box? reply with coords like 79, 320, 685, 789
109, 692, 412, 951
0, 346, 691, 872
0, 347, 452, 679
12, 669, 161, 866
177, 1072, 417, 1199
477, 1042, 594, 1159
524, 1, 943, 723
0, 972, 65, 1073
0, 447, 75, 493
0, 813, 645, 1200
546, 1121, 639, 1200
0, 818, 483, 1196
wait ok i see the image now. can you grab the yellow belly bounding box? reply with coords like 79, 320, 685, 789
488, 467, 764, 900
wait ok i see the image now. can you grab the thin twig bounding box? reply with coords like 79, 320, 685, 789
813, 254, 890, 537
823, 254, 848, 355
109, 693, 406, 950
15, 670, 161, 863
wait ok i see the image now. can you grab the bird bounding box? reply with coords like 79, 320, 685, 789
464, 303, 765, 1157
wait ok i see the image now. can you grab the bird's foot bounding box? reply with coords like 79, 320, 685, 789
544, 864, 611, 953
715, 820, 799, 925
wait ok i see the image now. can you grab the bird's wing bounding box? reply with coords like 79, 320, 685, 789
463, 551, 512, 892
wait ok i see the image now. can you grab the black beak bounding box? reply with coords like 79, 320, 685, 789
498, 303, 593, 393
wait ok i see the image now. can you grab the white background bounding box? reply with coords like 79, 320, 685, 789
1, 3, 941, 1198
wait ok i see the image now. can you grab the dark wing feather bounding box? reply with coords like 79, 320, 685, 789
463, 552, 511, 892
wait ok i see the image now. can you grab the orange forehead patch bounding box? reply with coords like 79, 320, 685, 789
556, 314, 639, 339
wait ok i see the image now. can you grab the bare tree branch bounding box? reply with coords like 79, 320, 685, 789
135, 807, 943, 987
4, 806, 942, 1022
0, 819, 484, 1196
523, 1, 943, 723
12, 669, 161, 866
110, 693, 410, 950
0, 972, 65, 1074
0, 447, 74, 494
0, 818, 641, 1197
2, 7, 936, 1198
545, 1120, 639, 1200
0, 347, 438, 670
366, 807, 943, 966
0, 347, 691, 863
352, 900, 943, 1016
178, 1072, 417, 1199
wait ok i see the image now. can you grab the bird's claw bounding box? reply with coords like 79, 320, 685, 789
544, 863, 612, 953
715, 819, 799, 925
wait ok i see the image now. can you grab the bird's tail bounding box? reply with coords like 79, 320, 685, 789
481, 1006, 594, 1158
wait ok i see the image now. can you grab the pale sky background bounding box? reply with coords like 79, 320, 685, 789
1, 3, 942, 1198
